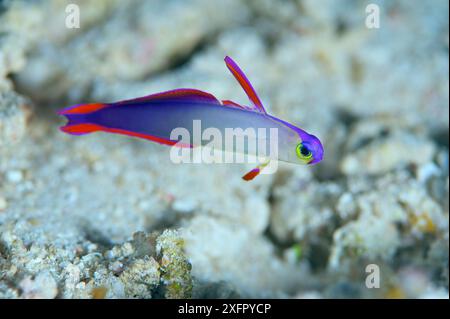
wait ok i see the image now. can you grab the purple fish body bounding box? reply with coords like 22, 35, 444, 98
58, 56, 324, 180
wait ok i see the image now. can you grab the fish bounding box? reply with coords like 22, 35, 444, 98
58, 56, 324, 180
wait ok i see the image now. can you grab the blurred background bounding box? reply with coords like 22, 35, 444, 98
0, 0, 448, 298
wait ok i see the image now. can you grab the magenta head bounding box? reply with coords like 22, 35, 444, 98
290, 125, 324, 165
266, 115, 324, 165
299, 134, 324, 165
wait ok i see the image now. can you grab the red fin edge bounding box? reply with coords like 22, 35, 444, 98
101, 127, 192, 148
60, 123, 102, 135
58, 103, 107, 115
60, 123, 192, 148
224, 56, 266, 113
242, 168, 260, 181
117, 88, 221, 106
222, 100, 245, 109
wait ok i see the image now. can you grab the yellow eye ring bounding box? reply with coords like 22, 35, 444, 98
296, 143, 313, 162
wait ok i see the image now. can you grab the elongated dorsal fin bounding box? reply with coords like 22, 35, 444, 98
117, 88, 221, 105
224, 56, 266, 114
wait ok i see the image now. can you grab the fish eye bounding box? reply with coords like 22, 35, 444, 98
296, 143, 313, 162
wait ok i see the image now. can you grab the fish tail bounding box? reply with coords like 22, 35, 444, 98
58, 103, 108, 136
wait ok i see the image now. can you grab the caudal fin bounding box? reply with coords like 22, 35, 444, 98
58, 103, 107, 136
